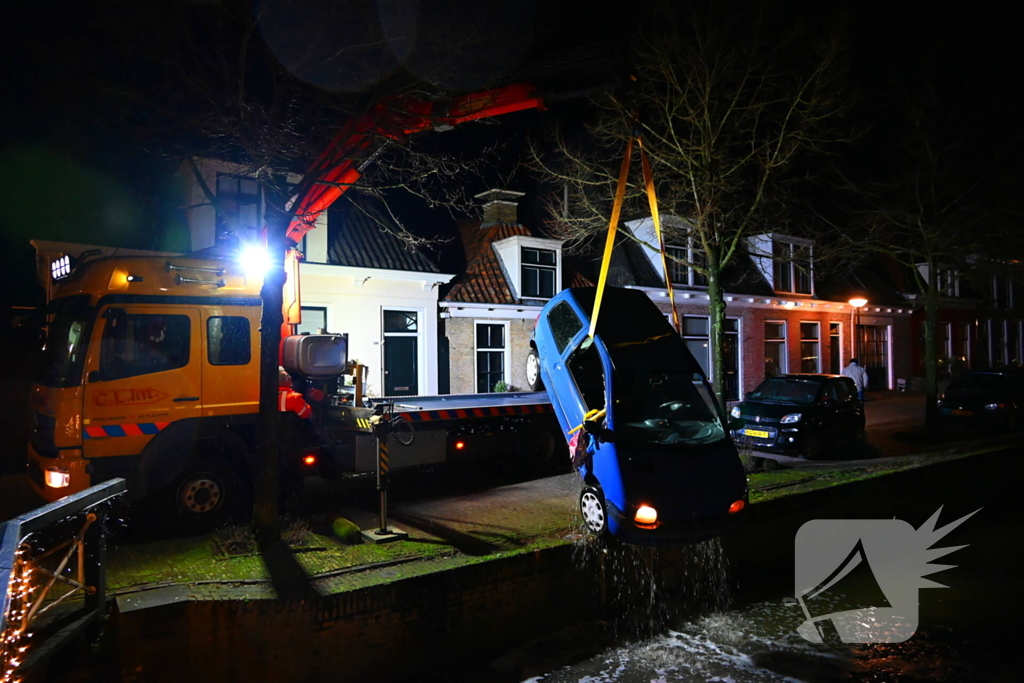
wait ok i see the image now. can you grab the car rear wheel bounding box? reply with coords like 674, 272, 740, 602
579, 487, 608, 536
526, 348, 544, 391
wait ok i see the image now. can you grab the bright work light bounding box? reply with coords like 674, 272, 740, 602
51, 255, 72, 280
239, 244, 270, 277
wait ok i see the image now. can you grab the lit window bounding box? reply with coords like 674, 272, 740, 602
765, 321, 787, 377
800, 322, 820, 373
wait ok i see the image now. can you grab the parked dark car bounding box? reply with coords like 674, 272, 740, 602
528, 287, 747, 545
938, 369, 1023, 430
729, 374, 865, 458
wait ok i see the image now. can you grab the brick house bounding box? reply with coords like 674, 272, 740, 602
439, 190, 589, 394
603, 217, 915, 400
906, 261, 1023, 384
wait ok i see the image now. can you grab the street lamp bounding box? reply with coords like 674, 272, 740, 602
848, 297, 868, 360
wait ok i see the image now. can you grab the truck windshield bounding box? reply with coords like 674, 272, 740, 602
610, 341, 726, 447
35, 295, 94, 388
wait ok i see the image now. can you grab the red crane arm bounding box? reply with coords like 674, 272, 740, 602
285, 83, 544, 243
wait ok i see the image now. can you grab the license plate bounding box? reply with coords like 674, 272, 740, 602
951, 409, 972, 416
744, 428, 770, 439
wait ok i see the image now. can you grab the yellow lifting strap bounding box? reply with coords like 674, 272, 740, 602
588, 133, 680, 339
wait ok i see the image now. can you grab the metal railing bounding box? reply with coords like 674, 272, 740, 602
1, 479, 125, 682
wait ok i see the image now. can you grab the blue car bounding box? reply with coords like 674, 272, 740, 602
526, 287, 747, 545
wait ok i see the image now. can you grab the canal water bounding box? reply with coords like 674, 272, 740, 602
522, 450, 1022, 683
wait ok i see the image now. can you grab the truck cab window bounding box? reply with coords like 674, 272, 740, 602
100, 311, 191, 380
208, 317, 251, 365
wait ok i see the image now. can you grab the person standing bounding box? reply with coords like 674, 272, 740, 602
842, 358, 869, 402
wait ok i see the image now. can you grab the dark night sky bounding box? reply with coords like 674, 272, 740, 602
1, 1, 1021, 307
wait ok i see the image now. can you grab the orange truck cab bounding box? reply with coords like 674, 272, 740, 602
29, 252, 270, 525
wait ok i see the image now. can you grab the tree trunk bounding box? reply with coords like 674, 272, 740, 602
253, 228, 286, 538
923, 262, 939, 429
706, 257, 728, 408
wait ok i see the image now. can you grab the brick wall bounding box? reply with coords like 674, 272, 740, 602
445, 317, 536, 394
118, 546, 601, 683
645, 298, 893, 397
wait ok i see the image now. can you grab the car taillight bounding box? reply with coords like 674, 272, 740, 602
302, 453, 317, 466
728, 500, 746, 514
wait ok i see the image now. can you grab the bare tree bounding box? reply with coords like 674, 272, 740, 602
530, 3, 851, 404
850, 77, 1017, 427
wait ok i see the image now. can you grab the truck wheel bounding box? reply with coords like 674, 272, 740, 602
580, 487, 608, 536
169, 458, 248, 531
526, 348, 544, 391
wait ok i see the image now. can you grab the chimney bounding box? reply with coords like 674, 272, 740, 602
475, 189, 524, 225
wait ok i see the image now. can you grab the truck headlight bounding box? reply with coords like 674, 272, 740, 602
780, 413, 802, 424
44, 468, 71, 488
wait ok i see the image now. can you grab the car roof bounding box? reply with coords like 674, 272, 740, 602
767, 374, 844, 383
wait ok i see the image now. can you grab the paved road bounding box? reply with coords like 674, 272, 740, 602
0, 389, 966, 524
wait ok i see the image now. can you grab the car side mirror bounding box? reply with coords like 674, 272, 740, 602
744, 392, 753, 400
88, 370, 104, 383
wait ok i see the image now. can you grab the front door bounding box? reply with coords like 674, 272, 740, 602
858, 324, 890, 391
383, 310, 419, 396
82, 305, 203, 459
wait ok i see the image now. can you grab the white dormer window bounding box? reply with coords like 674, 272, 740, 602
770, 236, 813, 295
215, 173, 261, 243
522, 247, 557, 298
666, 241, 708, 287
492, 235, 563, 301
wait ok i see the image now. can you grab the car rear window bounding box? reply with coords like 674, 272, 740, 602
749, 378, 819, 404
547, 301, 583, 353
949, 373, 1011, 393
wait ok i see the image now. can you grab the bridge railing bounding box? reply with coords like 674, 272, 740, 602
1, 478, 125, 682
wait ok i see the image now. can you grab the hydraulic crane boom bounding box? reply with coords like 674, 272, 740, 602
285, 83, 545, 243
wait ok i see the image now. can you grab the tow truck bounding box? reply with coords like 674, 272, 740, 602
27, 84, 563, 525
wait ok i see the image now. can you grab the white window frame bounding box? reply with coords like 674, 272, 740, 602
937, 268, 961, 297
473, 320, 511, 393
829, 321, 843, 373
665, 239, 708, 288
799, 321, 821, 373
381, 306, 426, 396
215, 173, 262, 243
765, 319, 788, 375
297, 305, 328, 335
520, 246, 558, 299
492, 235, 563, 301
771, 236, 814, 296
